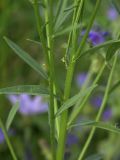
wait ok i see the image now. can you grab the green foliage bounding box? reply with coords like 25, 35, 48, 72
6, 102, 19, 131
4, 37, 48, 80
0, 85, 49, 96
1, 0, 120, 160
56, 85, 97, 117
70, 120, 120, 134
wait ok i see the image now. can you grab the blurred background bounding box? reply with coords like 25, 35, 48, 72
0, 0, 120, 159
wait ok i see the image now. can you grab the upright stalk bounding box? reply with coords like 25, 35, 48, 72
0, 118, 18, 160
56, 60, 75, 160
34, 0, 57, 159
56, 1, 101, 159
78, 54, 118, 160
44, 0, 57, 159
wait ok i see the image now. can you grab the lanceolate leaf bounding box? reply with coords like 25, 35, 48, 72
4, 37, 48, 80
6, 102, 19, 131
69, 120, 120, 134
76, 40, 120, 60
56, 85, 97, 117
0, 85, 49, 96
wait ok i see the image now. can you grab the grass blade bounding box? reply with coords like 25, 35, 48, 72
6, 102, 19, 131
0, 85, 49, 96
4, 37, 48, 80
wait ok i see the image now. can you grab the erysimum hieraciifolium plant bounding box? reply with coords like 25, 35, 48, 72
0, 0, 120, 160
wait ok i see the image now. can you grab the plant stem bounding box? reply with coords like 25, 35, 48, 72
56, 0, 101, 159
78, 54, 118, 160
56, 0, 79, 157
44, 0, 56, 159
0, 117, 18, 160
56, 61, 75, 160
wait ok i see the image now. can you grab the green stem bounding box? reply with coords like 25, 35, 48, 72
56, 1, 85, 158
56, 0, 100, 159
44, 0, 56, 159
78, 55, 118, 160
0, 118, 18, 160
56, 61, 75, 160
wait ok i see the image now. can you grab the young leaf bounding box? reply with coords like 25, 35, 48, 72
0, 85, 49, 96
56, 85, 97, 117
4, 37, 48, 80
6, 102, 19, 131
69, 120, 120, 134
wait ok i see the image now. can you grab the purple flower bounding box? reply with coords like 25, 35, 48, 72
107, 7, 118, 21
66, 133, 79, 147
88, 30, 105, 46
7, 94, 48, 115
76, 73, 87, 87
0, 129, 5, 144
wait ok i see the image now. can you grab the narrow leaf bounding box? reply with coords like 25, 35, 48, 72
70, 120, 120, 134
6, 102, 19, 131
4, 37, 48, 80
0, 85, 49, 96
76, 40, 120, 60
56, 85, 97, 117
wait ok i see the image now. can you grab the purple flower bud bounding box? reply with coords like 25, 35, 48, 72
7, 94, 48, 116
76, 73, 87, 87
107, 7, 118, 21
88, 31, 105, 46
